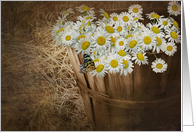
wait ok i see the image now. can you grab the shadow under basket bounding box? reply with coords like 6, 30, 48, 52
67, 44, 181, 131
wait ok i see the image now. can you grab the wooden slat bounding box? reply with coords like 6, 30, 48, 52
67, 47, 95, 127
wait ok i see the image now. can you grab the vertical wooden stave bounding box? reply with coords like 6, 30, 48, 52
67, 47, 95, 127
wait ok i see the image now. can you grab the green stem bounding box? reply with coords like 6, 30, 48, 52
84, 11, 86, 16
163, 14, 170, 29
137, 21, 139, 28
154, 54, 157, 59
153, 18, 155, 24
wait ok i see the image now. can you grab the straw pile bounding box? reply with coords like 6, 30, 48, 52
1, 1, 176, 131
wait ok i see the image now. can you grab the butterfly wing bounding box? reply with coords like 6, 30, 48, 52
79, 54, 96, 74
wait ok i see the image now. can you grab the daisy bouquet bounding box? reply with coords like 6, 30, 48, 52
52, 1, 181, 78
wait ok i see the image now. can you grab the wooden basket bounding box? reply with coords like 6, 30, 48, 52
67, 4, 181, 131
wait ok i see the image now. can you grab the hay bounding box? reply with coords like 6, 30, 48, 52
2, 1, 171, 131
1, 1, 95, 131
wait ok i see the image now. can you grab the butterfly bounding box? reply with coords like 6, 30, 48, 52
79, 54, 96, 74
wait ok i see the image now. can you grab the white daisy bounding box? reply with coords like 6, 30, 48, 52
119, 12, 132, 25
147, 23, 165, 38
169, 17, 180, 32
75, 36, 95, 55
168, 1, 181, 16
115, 37, 127, 50
107, 53, 123, 74
164, 42, 177, 56
59, 30, 76, 47
124, 32, 134, 39
52, 24, 65, 39
72, 32, 86, 47
99, 9, 109, 20
61, 8, 74, 17
114, 21, 126, 35
131, 50, 148, 66
133, 22, 146, 33
56, 16, 66, 26
152, 37, 166, 53
109, 12, 119, 24
105, 25, 115, 34
157, 18, 172, 30
91, 60, 109, 78
151, 58, 168, 73
73, 21, 85, 34
84, 14, 96, 23
120, 59, 134, 76
128, 4, 143, 16
139, 29, 156, 51
125, 35, 141, 52
117, 49, 131, 60
165, 29, 181, 44
76, 5, 94, 13
146, 11, 164, 20
93, 30, 111, 52
132, 14, 144, 22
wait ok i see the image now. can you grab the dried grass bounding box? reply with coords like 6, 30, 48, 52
1, 1, 148, 130
1, 1, 94, 131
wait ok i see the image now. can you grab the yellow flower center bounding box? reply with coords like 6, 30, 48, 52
118, 50, 126, 56
110, 59, 118, 68
144, 36, 151, 44
163, 21, 168, 26
170, 31, 177, 39
64, 11, 69, 14
88, 21, 91, 26
119, 41, 124, 46
86, 16, 91, 19
65, 35, 71, 41
156, 63, 163, 69
81, 41, 90, 50
103, 12, 109, 19
111, 43, 116, 47
167, 45, 173, 51
152, 27, 160, 34
110, 37, 116, 44
96, 64, 104, 73
151, 13, 159, 19
125, 34, 133, 39
97, 36, 106, 45
117, 26, 122, 32
156, 37, 162, 46
81, 6, 90, 11
113, 16, 118, 21
173, 21, 178, 28
58, 20, 61, 24
133, 8, 139, 13
77, 35, 85, 41
129, 40, 137, 48
57, 28, 64, 35
122, 59, 129, 69
79, 26, 82, 30
137, 53, 144, 61
94, 58, 99, 62
134, 17, 139, 20
123, 16, 129, 22
105, 26, 114, 33
172, 5, 178, 11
